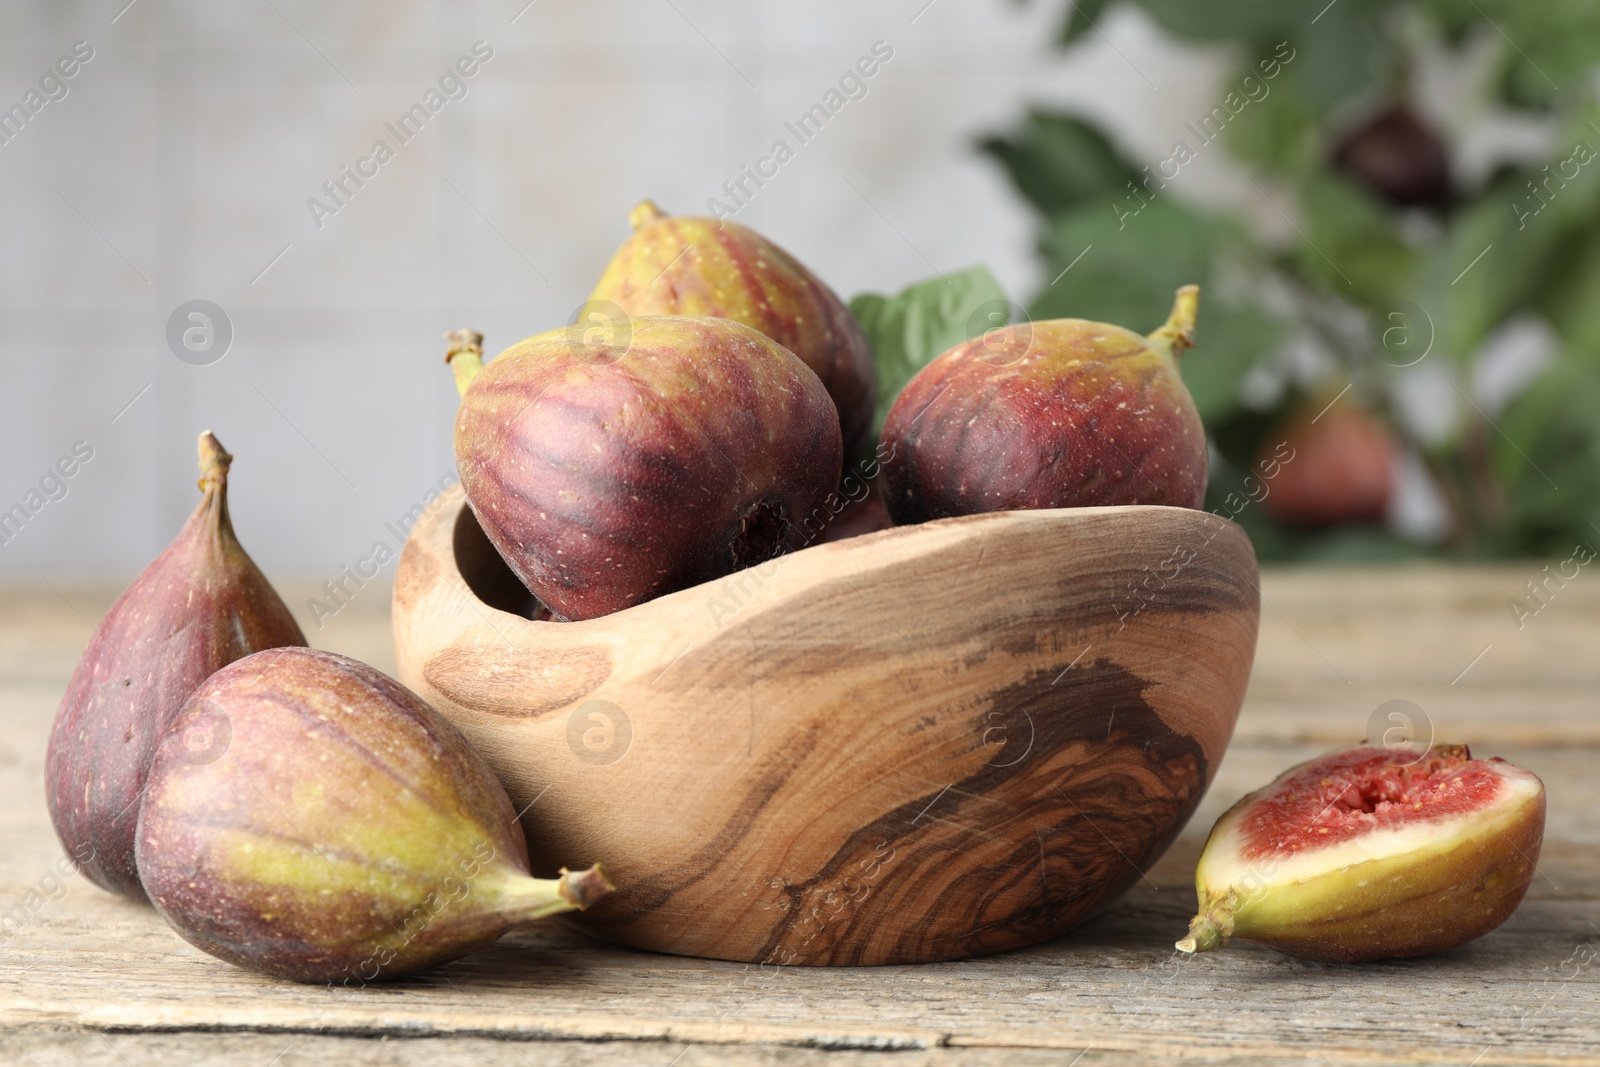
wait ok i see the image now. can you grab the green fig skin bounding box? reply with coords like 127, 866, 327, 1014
590, 201, 877, 464
1178, 744, 1545, 963
135, 648, 613, 984
880, 287, 1208, 525
45, 432, 307, 903
454, 315, 843, 621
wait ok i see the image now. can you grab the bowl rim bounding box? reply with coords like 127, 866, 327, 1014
407, 487, 1256, 632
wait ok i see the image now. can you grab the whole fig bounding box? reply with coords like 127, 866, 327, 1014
589, 201, 877, 464
1261, 391, 1398, 530
1178, 743, 1544, 962
46, 432, 305, 902
135, 648, 614, 983
1332, 105, 1451, 210
880, 286, 1207, 524
451, 315, 843, 621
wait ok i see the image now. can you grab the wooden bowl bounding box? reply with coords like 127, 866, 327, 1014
392, 488, 1259, 966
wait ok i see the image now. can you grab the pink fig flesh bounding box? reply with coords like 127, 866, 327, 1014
1178, 744, 1545, 962
45, 432, 306, 902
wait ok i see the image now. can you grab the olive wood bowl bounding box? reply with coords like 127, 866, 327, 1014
392, 487, 1259, 966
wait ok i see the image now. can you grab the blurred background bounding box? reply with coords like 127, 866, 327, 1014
2, 0, 1598, 590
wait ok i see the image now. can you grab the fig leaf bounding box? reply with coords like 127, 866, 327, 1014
849, 265, 1009, 438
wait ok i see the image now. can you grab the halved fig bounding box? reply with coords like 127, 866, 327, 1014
1177, 744, 1544, 962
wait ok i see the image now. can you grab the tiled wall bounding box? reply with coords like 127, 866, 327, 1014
0, 0, 1228, 577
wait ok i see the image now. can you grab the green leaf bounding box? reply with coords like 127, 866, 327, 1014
1295, 172, 1420, 306
1031, 197, 1218, 330
1412, 129, 1600, 367
1283, 8, 1388, 116
977, 110, 1143, 218
1426, 0, 1600, 109
1493, 352, 1600, 553
849, 266, 1009, 440
1221, 59, 1321, 175
1181, 302, 1282, 423
1410, 194, 1519, 365
1119, 0, 1301, 41
1538, 229, 1600, 361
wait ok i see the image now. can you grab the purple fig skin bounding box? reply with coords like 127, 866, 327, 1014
590, 201, 878, 465
880, 287, 1207, 525
45, 432, 306, 902
1331, 105, 1452, 209
454, 315, 844, 621
135, 648, 614, 984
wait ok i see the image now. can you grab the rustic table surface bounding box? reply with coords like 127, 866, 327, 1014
1, 567, 1595, 1066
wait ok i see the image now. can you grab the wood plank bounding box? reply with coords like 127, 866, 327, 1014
1, 571, 1597, 1063
0, 1030, 1369, 1067
1239, 565, 1600, 746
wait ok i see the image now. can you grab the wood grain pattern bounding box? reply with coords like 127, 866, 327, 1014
391, 489, 1260, 965
1, 572, 1598, 1064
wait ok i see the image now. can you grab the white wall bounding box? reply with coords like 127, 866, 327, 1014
0, 0, 1230, 579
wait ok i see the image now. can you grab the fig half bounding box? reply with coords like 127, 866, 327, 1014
135, 648, 613, 983
46, 431, 306, 902
1177, 744, 1545, 962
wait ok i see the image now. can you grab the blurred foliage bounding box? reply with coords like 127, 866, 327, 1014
978, 0, 1600, 560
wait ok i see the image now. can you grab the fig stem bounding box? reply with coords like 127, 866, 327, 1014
1175, 913, 1226, 955
492, 863, 616, 925
629, 200, 667, 230
558, 863, 616, 909
1149, 284, 1200, 360
196, 431, 233, 492
445, 329, 485, 398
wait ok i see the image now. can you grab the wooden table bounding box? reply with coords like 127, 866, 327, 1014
2, 567, 1595, 1065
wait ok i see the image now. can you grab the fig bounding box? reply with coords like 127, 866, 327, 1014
135, 647, 614, 983
1177, 744, 1545, 962
589, 200, 877, 464
449, 316, 843, 621
879, 286, 1207, 524
45, 431, 306, 902
1331, 105, 1451, 209
1261, 392, 1398, 530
